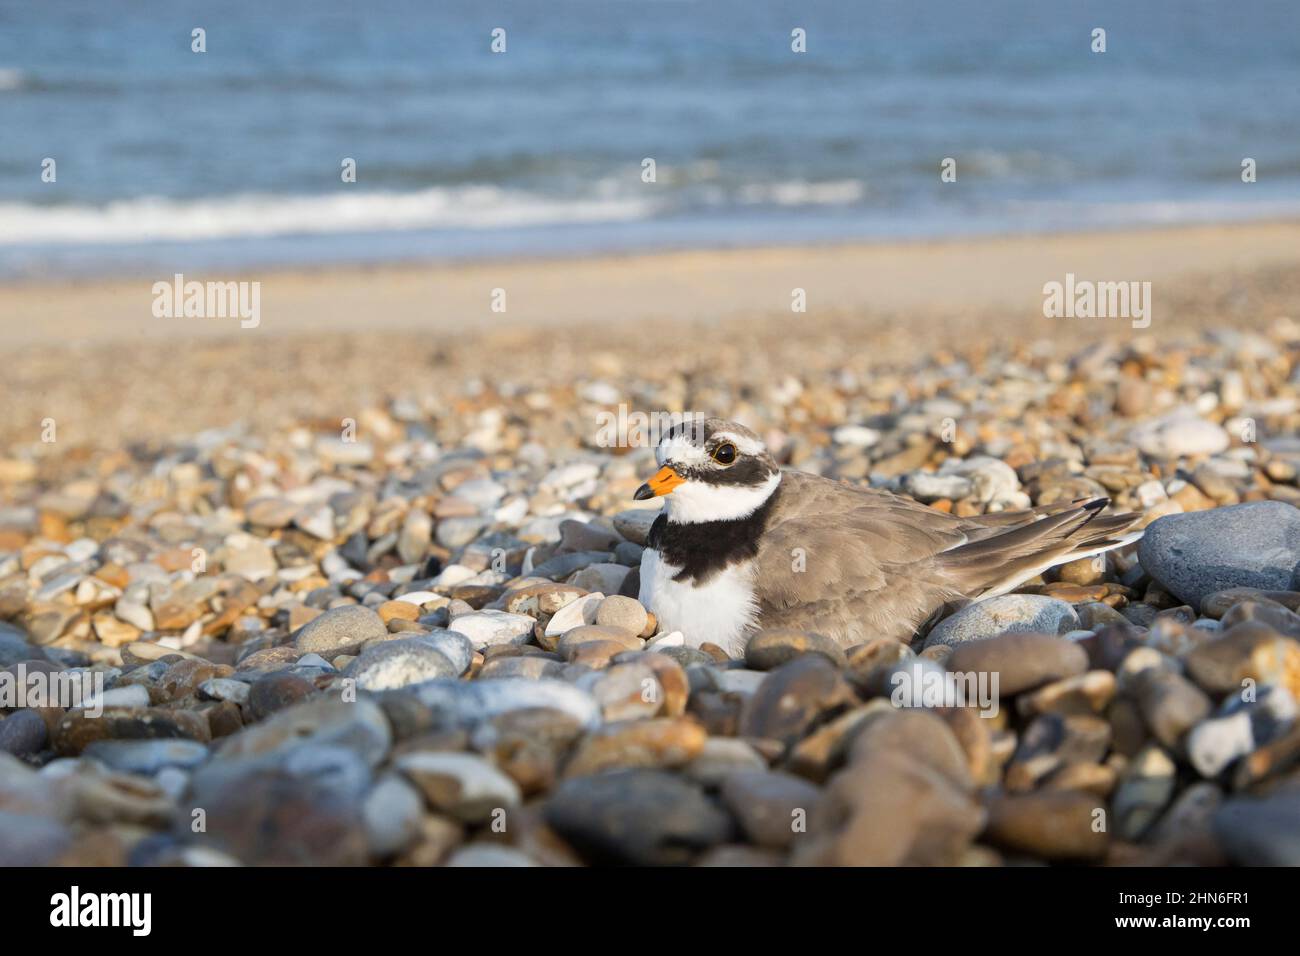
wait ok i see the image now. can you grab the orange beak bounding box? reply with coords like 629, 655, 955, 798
634, 465, 685, 500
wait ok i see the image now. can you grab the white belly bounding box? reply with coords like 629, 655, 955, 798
639, 548, 759, 657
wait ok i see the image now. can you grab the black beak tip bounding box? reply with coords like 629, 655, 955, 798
633, 483, 653, 501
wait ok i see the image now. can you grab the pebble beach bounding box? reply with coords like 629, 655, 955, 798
3, 233, 1300, 867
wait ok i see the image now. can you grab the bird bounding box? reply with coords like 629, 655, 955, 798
634, 418, 1143, 657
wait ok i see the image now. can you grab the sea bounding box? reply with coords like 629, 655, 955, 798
2, 0, 1299, 278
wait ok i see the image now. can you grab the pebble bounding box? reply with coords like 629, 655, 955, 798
1184, 621, 1300, 697
682, 737, 769, 787
0, 625, 41, 666
1138, 501, 1300, 608
719, 770, 822, 850
1221, 599, 1300, 639
1131, 668, 1213, 748
378, 599, 420, 623
81, 684, 151, 711
714, 668, 767, 696
54, 706, 210, 756
345, 639, 459, 690
541, 591, 604, 642
564, 717, 706, 777
544, 769, 733, 865
798, 746, 982, 866
945, 632, 1089, 696
1130, 408, 1230, 459
447, 610, 536, 650
394, 751, 521, 824
219, 533, 278, 582
187, 744, 371, 865
924, 595, 1080, 648
1006, 710, 1109, 787
612, 508, 661, 545
1143, 782, 1226, 866
523, 549, 605, 582
785, 707, 876, 782
584, 660, 663, 719
1186, 710, 1254, 778
1016, 670, 1117, 717
436, 517, 487, 549
559, 519, 622, 553
501, 582, 585, 617
398, 509, 433, 565
216, 696, 391, 768
445, 844, 539, 867
1213, 789, 1300, 865
557, 625, 643, 661
295, 505, 336, 541
744, 629, 848, 671
247, 672, 316, 720
659, 646, 715, 669
983, 790, 1108, 862
83, 739, 210, 775
0, 810, 73, 865
470, 707, 584, 795
739, 656, 858, 749
415, 629, 474, 675
1114, 744, 1178, 840
613, 541, 644, 566
294, 604, 388, 658
0, 709, 49, 757
849, 708, 973, 788
637, 653, 689, 717
478, 656, 564, 681
246, 497, 298, 528
198, 677, 251, 706
1201, 588, 1300, 619
404, 678, 602, 732
903, 472, 972, 503
568, 563, 631, 594
594, 595, 649, 636
361, 772, 425, 858
646, 630, 685, 650
832, 424, 881, 448
940, 456, 1021, 505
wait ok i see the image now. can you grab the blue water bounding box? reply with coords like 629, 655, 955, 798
2, 0, 1299, 277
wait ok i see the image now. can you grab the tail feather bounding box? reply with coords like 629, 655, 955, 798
938, 497, 1143, 600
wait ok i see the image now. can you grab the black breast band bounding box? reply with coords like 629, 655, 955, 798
647, 485, 781, 585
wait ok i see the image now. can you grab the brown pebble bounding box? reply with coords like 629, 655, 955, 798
248, 672, 316, 721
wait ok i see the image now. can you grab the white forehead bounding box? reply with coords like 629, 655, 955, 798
656, 429, 765, 466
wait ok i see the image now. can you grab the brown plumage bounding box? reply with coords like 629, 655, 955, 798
752, 469, 1142, 647
635, 418, 1144, 653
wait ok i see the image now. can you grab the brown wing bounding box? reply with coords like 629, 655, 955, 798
752, 470, 1142, 646
754, 470, 971, 610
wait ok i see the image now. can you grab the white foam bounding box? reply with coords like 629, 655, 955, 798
0, 187, 657, 246
738, 178, 866, 206
0, 177, 879, 247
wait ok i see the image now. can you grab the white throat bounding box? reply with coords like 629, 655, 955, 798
664, 471, 781, 524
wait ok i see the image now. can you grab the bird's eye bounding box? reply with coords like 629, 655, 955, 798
711, 442, 737, 465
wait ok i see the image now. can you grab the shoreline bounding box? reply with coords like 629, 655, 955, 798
8, 206, 1300, 286
4, 219, 1300, 349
